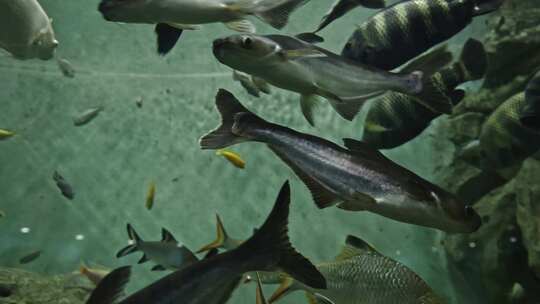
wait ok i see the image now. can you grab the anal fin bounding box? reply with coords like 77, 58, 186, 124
267, 145, 340, 208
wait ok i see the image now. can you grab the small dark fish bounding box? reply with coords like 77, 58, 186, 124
73, 107, 103, 126
53, 171, 74, 200
462, 93, 540, 170
200, 89, 481, 233
520, 70, 540, 131
341, 0, 503, 70
362, 39, 487, 149
116, 224, 198, 271
315, 0, 386, 32
57, 58, 75, 78
19, 250, 42, 264
86, 181, 326, 304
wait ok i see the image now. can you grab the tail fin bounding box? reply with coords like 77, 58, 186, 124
116, 224, 142, 258
237, 181, 327, 289
85, 266, 131, 304
460, 39, 487, 81
196, 214, 230, 253
473, 0, 504, 16
315, 0, 386, 32
254, 0, 310, 29
199, 89, 267, 150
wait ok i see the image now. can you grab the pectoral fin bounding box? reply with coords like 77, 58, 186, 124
252, 76, 271, 94
155, 23, 183, 55
337, 193, 376, 211
300, 94, 320, 126
224, 19, 256, 33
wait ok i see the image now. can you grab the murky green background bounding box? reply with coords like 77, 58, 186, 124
0, 0, 490, 303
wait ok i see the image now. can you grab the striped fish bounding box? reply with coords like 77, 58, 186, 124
520, 70, 540, 131
362, 38, 487, 149
341, 0, 503, 70
269, 235, 445, 304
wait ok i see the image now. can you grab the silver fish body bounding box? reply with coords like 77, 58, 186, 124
0, 0, 58, 60
73, 107, 103, 126
200, 90, 481, 233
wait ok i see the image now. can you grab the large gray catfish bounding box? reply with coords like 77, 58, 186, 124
85, 181, 326, 304
212, 34, 453, 126
200, 89, 481, 233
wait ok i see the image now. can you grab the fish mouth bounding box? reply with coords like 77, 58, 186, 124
212, 38, 229, 60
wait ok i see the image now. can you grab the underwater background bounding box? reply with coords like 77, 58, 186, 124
1, 0, 539, 303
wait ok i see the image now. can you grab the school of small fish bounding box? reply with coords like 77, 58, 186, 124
4, 0, 540, 303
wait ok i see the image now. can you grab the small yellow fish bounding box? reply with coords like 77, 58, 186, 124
146, 181, 156, 210
216, 149, 245, 169
0, 129, 15, 140
79, 262, 111, 286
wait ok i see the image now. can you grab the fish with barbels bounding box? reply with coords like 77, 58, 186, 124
460, 92, 540, 170
520, 70, 540, 131
0, 0, 58, 60
200, 89, 481, 233
213, 34, 453, 126
85, 181, 326, 304
0, 129, 15, 140
362, 38, 487, 149
269, 235, 445, 304
341, 0, 504, 71
145, 181, 156, 210
73, 107, 104, 127
98, 0, 310, 55
314, 0, 386, 33
117, 224, 199, 271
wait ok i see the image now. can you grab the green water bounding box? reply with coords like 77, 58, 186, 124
0, 0, 504, 303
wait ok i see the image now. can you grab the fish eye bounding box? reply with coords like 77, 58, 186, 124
242, 37, 253, 49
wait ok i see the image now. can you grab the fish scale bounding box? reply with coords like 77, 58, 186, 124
304, 252, 437, 304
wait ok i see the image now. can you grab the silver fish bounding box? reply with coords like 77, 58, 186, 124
0, 0, 58, 60
269, 235, 445, 304
73, 107, 103, 127
200, 89, 481, 233
57, 58, 76, 78
98, 0, 309, 55
117, 224, 199, 271
85, 181, 326, 304
212, 34, 451, 126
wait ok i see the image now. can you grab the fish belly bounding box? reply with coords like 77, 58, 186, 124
254, 61, 317, 95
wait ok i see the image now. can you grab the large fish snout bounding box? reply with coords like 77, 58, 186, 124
212, 38, 231, 61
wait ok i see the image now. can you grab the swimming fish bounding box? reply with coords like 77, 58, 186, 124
80, 262, 112, 286
200, 89, 481, 233
73, 107, 103, 127
117, 224, 199, 271
233, 70, 271, 98
341, 0, 503, 71
520, 70, 540, 131
213, 34, 452, 126
216, 149, 246, 169
57, 58, 76, 78
145, 182, 156, 210
86, 181, 326, 304
98, 0, 310, 55
53, 171, 75, 200
0, 0, 58, 60
461, 93, 540, 170
269, 235, 445, 304
362, 38, 487, 149
19, 250, 42, 264
197, 213, 243, 253
314, 0, 386, 33
0, 129, 15, 140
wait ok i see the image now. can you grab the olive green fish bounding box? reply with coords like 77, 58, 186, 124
269, 235, 445, 304
116, 224, 199, 271
200, 89, 481, 233
213, 34, 453, 126
362, 38, 487, 149
341, 0, 503, 71
86, 181, 326, 304
461, 93, 540, 170
520, 69, 540, 131
0, 129, 15, 140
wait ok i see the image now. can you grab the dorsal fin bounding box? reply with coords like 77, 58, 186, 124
161, 228, 177, 243
268, 145, 340, 208
342, 138, 389, 162
335, 235, 380, 260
